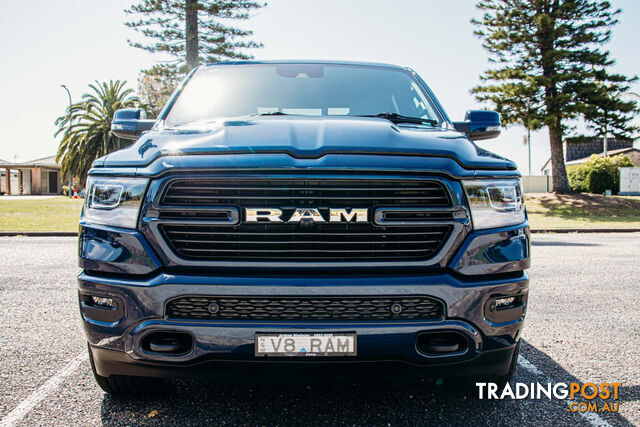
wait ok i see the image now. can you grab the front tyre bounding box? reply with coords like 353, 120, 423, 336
444, 341, 520, 393
88, 343, 163, 396
493, 340, 520, 389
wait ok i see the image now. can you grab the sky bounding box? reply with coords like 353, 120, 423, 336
0, 0, 638, 174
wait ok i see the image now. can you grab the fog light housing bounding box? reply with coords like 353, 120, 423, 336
91, 296, 116, 309
79, 292, 124, 325
491, 297, 516, 311
484, 293, 527, 324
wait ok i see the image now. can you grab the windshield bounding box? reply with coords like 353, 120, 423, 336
164, 63, 441, 127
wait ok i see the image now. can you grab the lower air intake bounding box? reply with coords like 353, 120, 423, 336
166, 296, 445, 321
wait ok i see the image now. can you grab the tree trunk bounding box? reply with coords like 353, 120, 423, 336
548, 126, 571, 193
537, 0, 570, 193
185, 0, 199, 71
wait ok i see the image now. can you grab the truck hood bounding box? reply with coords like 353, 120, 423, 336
99, 116, 516, 170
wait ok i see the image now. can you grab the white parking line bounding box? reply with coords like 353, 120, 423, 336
517, 356, 544, 376
0, 352, 88, 427
517, 356, 611, 427
0, 351, 615, 425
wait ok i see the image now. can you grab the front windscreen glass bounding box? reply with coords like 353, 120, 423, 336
164, 63, 441, 127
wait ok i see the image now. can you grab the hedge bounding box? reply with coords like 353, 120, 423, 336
567, 154, 634, 194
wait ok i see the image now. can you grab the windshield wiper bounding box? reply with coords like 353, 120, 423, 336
355, 112, 438, 126
250, 111, 291, 116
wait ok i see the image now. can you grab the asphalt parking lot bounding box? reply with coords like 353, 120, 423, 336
0, 233, 638, 426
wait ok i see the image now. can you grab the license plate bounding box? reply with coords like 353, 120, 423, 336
255, 333, 357, 357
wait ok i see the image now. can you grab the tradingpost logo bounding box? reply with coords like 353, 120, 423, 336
476, 382, 621, 413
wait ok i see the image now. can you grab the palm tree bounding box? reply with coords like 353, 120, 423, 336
55, 80, 138, 186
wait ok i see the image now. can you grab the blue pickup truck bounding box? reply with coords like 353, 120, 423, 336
78, 61, 530, 395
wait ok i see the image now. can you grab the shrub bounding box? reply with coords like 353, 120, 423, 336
567, 154, 633, 194
587, 168, 614, 194
568, 167, 589, 192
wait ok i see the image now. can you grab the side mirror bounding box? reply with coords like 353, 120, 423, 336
111, 108, 155, 140
453, 110, 501, 141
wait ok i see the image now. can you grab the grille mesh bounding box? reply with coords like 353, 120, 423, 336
166, 296, 444, 321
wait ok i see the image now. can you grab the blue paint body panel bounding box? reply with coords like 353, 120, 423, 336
100, 116, 516, 170
78, 222, 162, 275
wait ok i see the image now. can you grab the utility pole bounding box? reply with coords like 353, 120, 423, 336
527, 127, 532, 176
61, 85, 73, 198
523, 127, 532, 175
603, 110, 608, 158
523, 100, 534, 176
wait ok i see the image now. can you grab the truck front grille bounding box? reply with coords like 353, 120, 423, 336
161, 178, 451, 207
160, 223, 452, 261
155, 177, 455, 263
166, 296, 445, 321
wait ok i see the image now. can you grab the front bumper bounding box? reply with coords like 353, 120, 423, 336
89, 343, 520, 381
80, 267, 528, 379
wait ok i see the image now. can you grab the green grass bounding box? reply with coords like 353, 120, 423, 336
0, 197, 83, 231
526, 193, 640, 229
1, 193, 639, 232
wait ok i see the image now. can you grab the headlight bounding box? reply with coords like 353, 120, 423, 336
462, 179, 525, 230
82, 177, 149, 229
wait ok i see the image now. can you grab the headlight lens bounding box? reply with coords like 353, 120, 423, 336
82, 177, 149, 229
462, 179, 525, 230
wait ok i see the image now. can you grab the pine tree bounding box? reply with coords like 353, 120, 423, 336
471, 0, 637, 193
581, 71, 638, 142
126, 0, 265, 112
126, 0, 265, 71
